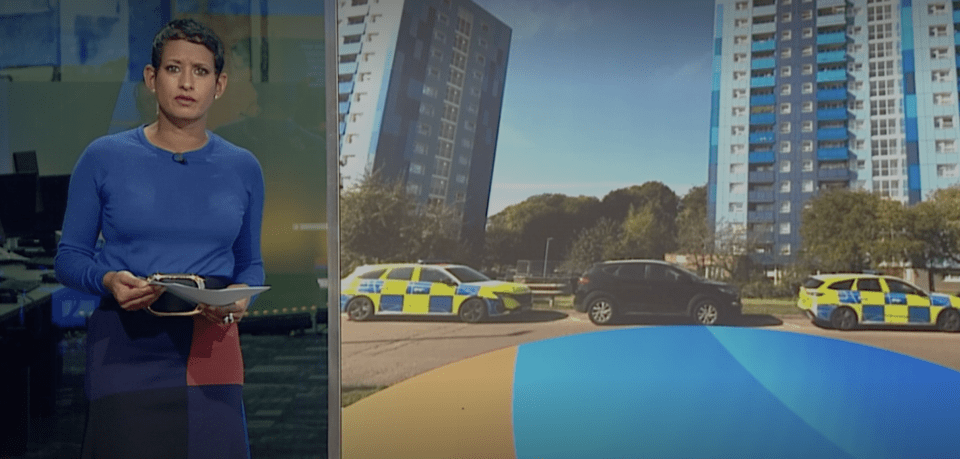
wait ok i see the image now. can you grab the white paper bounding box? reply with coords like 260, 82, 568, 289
148, 281, 270, 306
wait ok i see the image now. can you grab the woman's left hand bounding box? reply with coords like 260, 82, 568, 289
200, 284, 250, 325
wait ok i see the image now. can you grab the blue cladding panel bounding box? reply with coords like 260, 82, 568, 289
750, 113, 776, 124
817, 108, 847, 120
816, 32, 846, 45
715, 37, 722, 55
903, 50, 914, 72
751, 76, 775, 87
816, 70, 846, 82
817, 128, 848, 141
817, 89, 846, 101
711, 90, 720, 126
909, 165, 921, 189
751, 94, 776, 106
863, 306, 884, 322
909, 307, 930, 323
904, 95, 917, 118
905, 121, 918, 142
749, 152, 775, 163
901, 7, 913, 49
817, 148, 849, 161
711, 127, 719, 145
752, 40, 775, 52
749, 132, 775, 144
751, 57, 775, 70
816, 51, 846, 64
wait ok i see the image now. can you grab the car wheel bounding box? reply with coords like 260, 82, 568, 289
459, 298, 487, 323
587, 296, 616, 325
829, 307, 857, 331
936, 308, 960, 332
691, 299, 720, 325
345, 297, 374, 321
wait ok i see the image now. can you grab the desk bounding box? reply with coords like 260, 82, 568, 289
0, 263, 63, 457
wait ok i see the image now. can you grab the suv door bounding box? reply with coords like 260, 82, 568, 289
380, 267, 414, 313
611, 263, 647, 311
643, 264, 693, 313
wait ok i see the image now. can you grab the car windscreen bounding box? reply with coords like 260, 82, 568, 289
444, 266, 491, 283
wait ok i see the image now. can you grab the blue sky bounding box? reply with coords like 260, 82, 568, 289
473, 0, 718, 215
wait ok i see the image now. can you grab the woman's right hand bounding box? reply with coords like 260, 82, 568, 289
103, 270, 165, 311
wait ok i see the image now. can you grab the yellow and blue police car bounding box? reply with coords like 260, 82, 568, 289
340, 263, 533, 323
797, 273, 960, 332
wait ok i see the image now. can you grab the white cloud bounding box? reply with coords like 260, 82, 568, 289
476, 0, 609, 39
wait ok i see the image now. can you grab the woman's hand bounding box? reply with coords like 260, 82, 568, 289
200, 284, 250, 325
103, 270, 165, 311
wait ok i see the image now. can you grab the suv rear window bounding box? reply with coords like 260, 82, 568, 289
827, 279, 854, 290
802, 278, 824, 289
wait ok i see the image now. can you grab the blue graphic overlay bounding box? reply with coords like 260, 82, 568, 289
512, 327, 960, 459
885, 293, 907, 305
838, 290, 861, 304
455, 285, 481, 296
908, 306, 930, 323
428, 296, 453, 313
863, 305, 884, 322
407, 282, 432, 295
379, 295, 403, 312
357, 280, 383, 294
931, 294, 951, 307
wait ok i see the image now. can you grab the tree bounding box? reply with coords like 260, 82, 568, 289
340, 173, 462, 274
799, 189, 886, 272
562, 218, 622, 274
676, 186, 712, 275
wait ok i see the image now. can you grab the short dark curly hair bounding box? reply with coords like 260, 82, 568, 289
150, 18, 225, 75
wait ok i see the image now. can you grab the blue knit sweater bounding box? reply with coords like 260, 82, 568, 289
54, 126, 265, 297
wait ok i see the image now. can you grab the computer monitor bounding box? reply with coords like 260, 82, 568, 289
0, 173, 39, 239
36, 174, 70, 233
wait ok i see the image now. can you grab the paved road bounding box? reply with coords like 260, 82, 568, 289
340, 309, 960, 388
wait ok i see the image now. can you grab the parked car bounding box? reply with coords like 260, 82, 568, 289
340, 262, 533, 323
797, 273, 960, 332
573, 260, 742, 325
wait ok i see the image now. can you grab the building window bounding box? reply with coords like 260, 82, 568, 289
935, 92, 954, 105
802, 180, 814, 192
430, 177, 448, 196
780, 141, 792, 153
930, 25, 948, 37
780, 181, 792, 193
780, 222, 791, 235
434, 31, 447, 43
406, 183, 420, 195
935, 116, 954, 129
458, 155, 470, 165
732, 125, 745, 136
929, 4, 947, 15
780, 160, 792, 173
734, 35, 748, 45
733, 106, 746, 117
782, 12, 793, 22
937, 164, 959, 177
418, 123, 431, 135
419, 103, 434, 116
733, 71, 747, 81
435, 158, 451, 177
730, 163, 746, 174
409, 162, 424, 175
801, 9, 813, 20
729, 202, 744, 212
780, 122, 792, 134
802, 82, 813, 94
802, 101, 814, 113
735, 1, 748, 10
734, 53, 747, 63
933, 69, 952, 82
802, 64, 813, 75
780, 103, 791, 114
802, 45, 813, 56
802, 141, 813, 152
802, 160, 814, 172
781, 66, 792, 77
802, 121, 814, 132
423, 85, 438, 98
780, 244, 792, 256
461, 138, 473, 148
931, 47, 950, 59
414, 142, 428, 155
730, 182, 746, 194
456, 174, 467, 184
936, 140, 956, 153
733, 88, 747, 99
780, 84, 792, 96
801, 27, 813, 38
732, 144, 746, 155
781, 47, 792, 59
782, 30, 792, 41
735, 18, 749, 28
780, 201, 791, 213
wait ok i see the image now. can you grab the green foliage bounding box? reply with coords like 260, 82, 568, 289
340, 173, 465, 275
562, 218, 623, 274
799, 189, 886, 272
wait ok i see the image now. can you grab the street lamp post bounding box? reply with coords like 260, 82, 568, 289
543, 237, 554, 278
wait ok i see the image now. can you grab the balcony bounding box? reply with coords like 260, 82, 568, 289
818, 168, 851, 181
751, 76, 775, 87
748, 191, 776, 202
339, 42, 362, 55
816, 69, 846, 83
817, 13, 846, 27
752, 4, 776, 16
751, 57, 775, 70
340, 23, 366, 36
817, 107, 847, 120
750, 113, 776, 125
817, 31, 846, 45
749, 151, 775, 164
339, 61, 359, 75
749, 132, 775, 144
816, 50, 846, 64
751, 40, 776, 53
751, 94, 776, 106
339, 101, 351, 114
817, 147, 849, 161
747, 211, 775, 222
749, 170, 775, 183
338, 81, 354, 94
955, 10, 960, 23
817, 127, 848, 141
817, 88, 847, 101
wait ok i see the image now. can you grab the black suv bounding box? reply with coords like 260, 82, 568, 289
573, 260, 742, 325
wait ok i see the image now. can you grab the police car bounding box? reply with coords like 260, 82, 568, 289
797, 273, 960, 332
340, 263, 533, 323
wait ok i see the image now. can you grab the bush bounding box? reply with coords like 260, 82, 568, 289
737, 279, 796, 299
